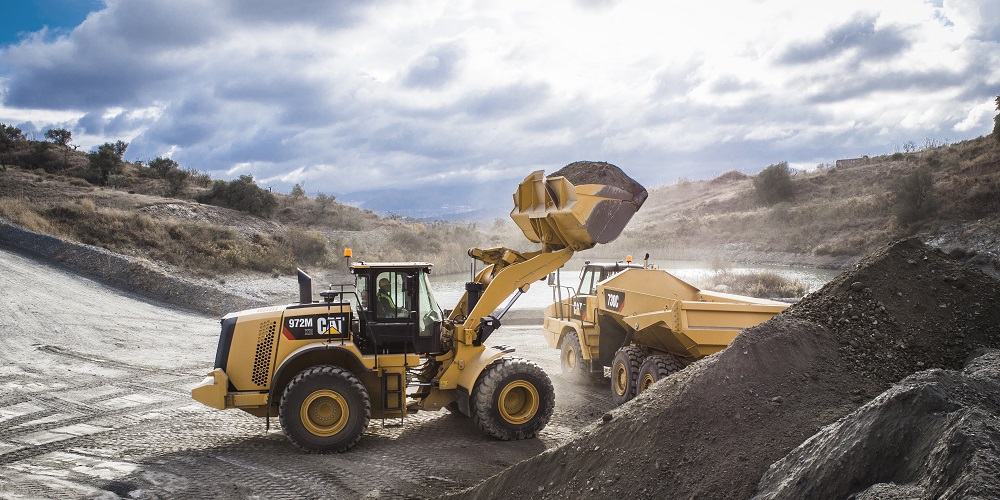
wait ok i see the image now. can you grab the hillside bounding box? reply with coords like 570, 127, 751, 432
592, 135, 1000, 275
2, 130, 999, 292
0, 136, 517, 286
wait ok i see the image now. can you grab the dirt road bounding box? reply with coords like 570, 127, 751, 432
0, 246, 612, 498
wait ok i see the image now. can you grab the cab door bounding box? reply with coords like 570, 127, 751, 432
366, 269, 419, 351
573, 266, 601, 323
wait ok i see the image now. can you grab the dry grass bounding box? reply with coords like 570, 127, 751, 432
698, 269, 807, 298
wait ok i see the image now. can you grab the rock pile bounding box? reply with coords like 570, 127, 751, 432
456, 239, 1000, 499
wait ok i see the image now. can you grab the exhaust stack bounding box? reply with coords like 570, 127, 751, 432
297, 268, 313, 304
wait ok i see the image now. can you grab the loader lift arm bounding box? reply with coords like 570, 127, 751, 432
445, 166, 647, 349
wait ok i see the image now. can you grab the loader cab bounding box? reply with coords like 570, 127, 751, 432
350, 262, 444, 355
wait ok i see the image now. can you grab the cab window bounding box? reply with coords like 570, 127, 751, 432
417, 271, 442, 337
375, 271, 408, 319
578, 268, 600, 296
355, 275, 370, 310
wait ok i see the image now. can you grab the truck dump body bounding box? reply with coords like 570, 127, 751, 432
599, 269, 789, 360
545, 265, 790, 405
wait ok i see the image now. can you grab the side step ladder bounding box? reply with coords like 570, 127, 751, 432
381, 370, 405, 428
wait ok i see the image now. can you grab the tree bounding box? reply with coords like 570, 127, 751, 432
892, 166, 937, 225
44, 128, 74, 167
87, 141, 128, 186
753, 161, 795, 205
994, 94, 1000, 143
44, 128, 72, 147
291, 183, 306, 199
1, 123, 26, 167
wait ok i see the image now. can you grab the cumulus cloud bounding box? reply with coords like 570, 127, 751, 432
402, 41, 465, 89
0, 0, 997, 214
778, 13, 911, 65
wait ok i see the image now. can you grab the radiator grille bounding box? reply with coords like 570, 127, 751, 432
251, 320, 277, 387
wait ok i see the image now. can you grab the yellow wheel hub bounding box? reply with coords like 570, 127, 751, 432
564, 347, 577, 371
641, 373, 655, 392
301, 389, 349, 437
498, 380, 539, 425
614, 364, 628, 396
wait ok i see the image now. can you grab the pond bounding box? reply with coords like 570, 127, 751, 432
429, 260, 842, 311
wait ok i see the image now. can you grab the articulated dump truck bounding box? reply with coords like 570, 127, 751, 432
192, 162, 647, 452
544, 259, 789, 405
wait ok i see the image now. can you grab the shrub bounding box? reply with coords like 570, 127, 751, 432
163, 167, 190, 197
891, 166, 937, 225
196, 174, 277, 218
701, 269, 806, 298
753, 162, 795, 205
283, 227, 328, 264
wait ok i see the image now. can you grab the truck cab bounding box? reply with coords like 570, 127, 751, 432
542, 260, 642, 380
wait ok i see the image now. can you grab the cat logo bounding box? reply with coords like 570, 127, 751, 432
282, 314, 348, 340
572, 298, 587, 320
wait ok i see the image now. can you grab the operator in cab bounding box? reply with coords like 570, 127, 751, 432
377, 277, 405, 318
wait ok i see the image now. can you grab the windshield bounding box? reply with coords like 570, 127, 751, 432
418, 271, 443, 337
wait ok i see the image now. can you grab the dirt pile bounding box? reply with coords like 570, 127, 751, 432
552, 161, 648, 203
756, 349, 1000, 498
456, 239, 1000, 499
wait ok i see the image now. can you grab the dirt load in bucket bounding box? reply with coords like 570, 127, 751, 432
454, 238, 1000, 499
552, 161, 648, 203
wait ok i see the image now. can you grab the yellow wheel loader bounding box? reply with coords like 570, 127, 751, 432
192, 162, 647, 452
543, 256, 790, 405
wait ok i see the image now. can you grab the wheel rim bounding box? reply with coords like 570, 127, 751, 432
563, 346, 577, 372
614, 363, 628, 396
640, 373, 655, 392
498, 380, 539, 425
300, 389, 349, 437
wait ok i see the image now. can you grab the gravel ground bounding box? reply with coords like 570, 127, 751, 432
0, 245, 613, 499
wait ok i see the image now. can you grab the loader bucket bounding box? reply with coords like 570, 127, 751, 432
511, 161, 647, 251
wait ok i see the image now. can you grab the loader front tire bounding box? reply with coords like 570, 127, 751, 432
560, 332, 590, 383
637, 354, 684, 394
472, 357, 555, 440
611, 345, 648, 406
279, 365, 370, 453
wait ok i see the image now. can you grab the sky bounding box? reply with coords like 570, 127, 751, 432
1, 0, 998, 216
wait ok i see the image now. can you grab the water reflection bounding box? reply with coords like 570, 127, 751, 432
429, 261, 841, 311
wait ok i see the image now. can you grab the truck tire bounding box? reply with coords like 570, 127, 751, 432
560, 332, 590, 383
472, 357, 555, 440
610, 345, 648, 406
279, 365, 371, 453
637, 354, 683, 394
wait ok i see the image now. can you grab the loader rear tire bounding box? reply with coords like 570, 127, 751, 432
610, 345, 648, 406
637, 354, 683, 395
472, 357, 555, 441
279, 365, 370, 453
560, 332, 590, 383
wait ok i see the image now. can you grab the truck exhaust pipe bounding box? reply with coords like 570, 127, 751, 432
297, 268, 313, 304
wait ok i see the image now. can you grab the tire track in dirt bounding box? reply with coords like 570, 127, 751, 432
0, 245, 617, 498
